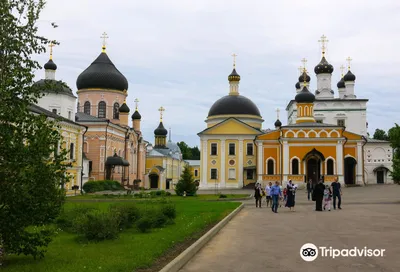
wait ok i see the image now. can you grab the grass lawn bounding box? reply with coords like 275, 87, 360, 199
69, 194, 250, 201
3, 198, 240, 272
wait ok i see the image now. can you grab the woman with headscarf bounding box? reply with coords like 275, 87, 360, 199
285, 180, 296, 211
254, 182, 262, 208
313, 179, 325, 211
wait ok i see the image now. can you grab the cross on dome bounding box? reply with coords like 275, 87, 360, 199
231, 53, 237, 68
100, 32, 109, 52
134, 98, 139, 110
340, 65, 345, 76
346, 56, 352, 70
158, 106, 165, 121
276, 108, 280, 119
48, 41, 55, 60
318, 34, 329, 55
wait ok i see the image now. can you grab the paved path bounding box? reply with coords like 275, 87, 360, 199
180, 185, 400, 272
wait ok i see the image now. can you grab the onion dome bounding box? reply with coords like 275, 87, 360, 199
344, 70, 356, 81
314, 56, 334, 74
44, 59, 57, 70
34, 79, 75, 98
119, 102, 130, 113
337, 77, 345, 88
298, 71, 311, 83
228, 68, 241, 82
295, 82, 301, 89
295, 86, 315, 103
274, 119, 282, 127
208, 95, 261, 117
76, 52, 128, 91
131, 110, 141, 120
154, 122, 168, 136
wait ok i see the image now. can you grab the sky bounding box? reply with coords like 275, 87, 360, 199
34, 0, 400, 147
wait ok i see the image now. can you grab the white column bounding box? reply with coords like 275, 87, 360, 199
238, 139, 244, 188
220, 140, 226, 187
257, 141, 263, 182
336, 141, 344, 184
201, 139, 208, 187
356, 142, 363, 184
283, 141, 289, 183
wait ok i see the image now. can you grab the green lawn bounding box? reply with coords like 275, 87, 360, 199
3, 199, 240, 272
69, 193, 250, 201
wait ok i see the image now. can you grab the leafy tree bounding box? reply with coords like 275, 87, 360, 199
388, 124, 400, 184
190, 146, 200, 160
373, 128, 389, 141
0, 0, 68, 262
177, 141, 200, 160
175, 165, 198, 196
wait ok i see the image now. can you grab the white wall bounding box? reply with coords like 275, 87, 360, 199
364, 142, 393, 184
37, 93, 76, 121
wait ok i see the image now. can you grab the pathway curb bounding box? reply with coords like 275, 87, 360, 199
158, 203, 244, 272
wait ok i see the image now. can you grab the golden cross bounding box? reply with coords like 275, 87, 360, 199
346, 56, 352, 70
48, 41, 55, 60
276, 108, 280, 119
231, 53, 237, 68
318, 34, 329, 55
340, 65, 345, 76
158, 106, 165, 121
134, 98, 139, 110
301, 58, 307, 70
100, 32, 109, 52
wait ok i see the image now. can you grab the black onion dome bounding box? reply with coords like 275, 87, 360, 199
131, 110, 141, 120
274, 119, 282, 127
295, 82, 301, 89
228, 68, 241, 82
76, 52, 128, 91
298, 71, 311, 83
337, 77, 345, 88
154, 122, 168, 136
119, 103, 130, 113
314, 56, 334, 74
344, 70, 356, 81
295, 86, 315, 103
44, 59, 57, 70
208, 95, 261, 117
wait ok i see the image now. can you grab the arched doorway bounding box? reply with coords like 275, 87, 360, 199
149, 173, 159, 189
344, 157, 357, 185
307, 158, 321, 186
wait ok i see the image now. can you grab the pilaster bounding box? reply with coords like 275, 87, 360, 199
238, 139, 244, 188
201, 139, 208, 187
257, 141, 263, 182
356, 142, 363, 184
283, 140, 289, 183
220, 140, 226, 187
336, 141, 344, 183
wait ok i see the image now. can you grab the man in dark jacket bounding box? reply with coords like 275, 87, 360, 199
306, 179, 313, 200
313, 180, 325, 211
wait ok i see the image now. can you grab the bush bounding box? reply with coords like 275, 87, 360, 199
136, 217, 153, 233
109, 204, 141, 229
73, 210, 121, 241
56, 206, 98, 232
161, 204, 176, 219
175, 165, 198, 196
166, 191, 172, 196
151, 213, 168, 228
219, 194, 227, 198
82, 180, 123, 193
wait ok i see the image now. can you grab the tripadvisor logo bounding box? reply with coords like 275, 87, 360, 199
300, 243, 385, 262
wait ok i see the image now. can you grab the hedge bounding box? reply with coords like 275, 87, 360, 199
82, 180, 124, 193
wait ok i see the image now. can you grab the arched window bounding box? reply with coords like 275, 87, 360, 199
84, 101, 91, 115
70, 143, 74, 159
98, 101, 106, 118
113, 102, 120, 119
77, 102, 80, 112
267, 159, 274, 175
292, 158, 299, 175
327, 159, 334, 175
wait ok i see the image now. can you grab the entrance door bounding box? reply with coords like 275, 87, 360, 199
307, 158, 320, 186
166, 179, 171, 189
344, 157, 357, 184
149, 174, 159, 189
377, 170, 384, 184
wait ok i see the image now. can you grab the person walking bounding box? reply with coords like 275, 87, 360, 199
254, 182, 262, 208
313, 180, 325, 211
285, 180, 296, 211
270, 181, 282, 213
306, 179, 313, 201
331, 177, 342, 210
323, 185, 332, 211
265, 182, 272, 207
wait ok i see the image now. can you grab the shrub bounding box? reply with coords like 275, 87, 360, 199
136, 217, 153, 233
219, 194, 227, 198
134, 192, 143, 198
73, 210, 121, 241
56, 206, 98, 232
175, 165, 198, 196
82, 180, 123, 193
109, 204, 141, 229
151, 213, 168, 228
166, 192, 172, 196
161, 204, 176, 219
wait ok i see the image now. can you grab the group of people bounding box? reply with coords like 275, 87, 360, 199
254, 177, 342, 213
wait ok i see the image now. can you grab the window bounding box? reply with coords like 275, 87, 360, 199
84, 101, 91, 115
70, 143, 74, 160
194, 169, 198, 177
98, 101, 106, 118
316, 119, 323, 123
210, 169, 218, 179
291, 158, 299, 175
52, 109, 57, 114
113, 102, 120, 119
228, 169, 235, 179
68, 111, 72, 120
247, 143, 253, 155
77, 102, 80, 112
327, 159, 334, 175
267, 159, 274, 175
246, 170, 253, 180
229, 143, 235, 155
337, 119, 345, 126
211, 143, 217, 155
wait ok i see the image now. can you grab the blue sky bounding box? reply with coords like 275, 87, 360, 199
34, 0, 400, 146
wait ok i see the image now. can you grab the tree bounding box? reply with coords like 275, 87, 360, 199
373, 129, 389, 141
177, 141, 200, 160
388, 124, 400, 184
0, 0, 68, 262
175, 165, 198, 196
190, 146, 200, 160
